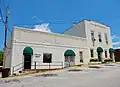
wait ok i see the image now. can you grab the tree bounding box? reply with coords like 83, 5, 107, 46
0, 51, 3, 66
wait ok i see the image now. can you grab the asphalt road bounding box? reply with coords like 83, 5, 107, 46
0, 64, 120, 87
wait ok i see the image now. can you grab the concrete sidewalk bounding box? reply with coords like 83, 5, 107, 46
0, 63, 118, 80
0, 63, 120, 87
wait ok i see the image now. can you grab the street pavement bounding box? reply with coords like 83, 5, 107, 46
0, 64, 120, 87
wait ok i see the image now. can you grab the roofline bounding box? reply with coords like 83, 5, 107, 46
62, 19, 85, 34
84, 19, 110, 28
14, 26, 86, 40
62, 19, 110, 34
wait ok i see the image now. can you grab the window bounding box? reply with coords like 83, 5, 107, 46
105, 50, 107, 58
79, 52, 83, 62
91, 31, 95, 46
98, 32, 102, 42
90, 49, 94, 57
91, 31, 95, 41
43, 53, 52, 63
70, 56, 75, 62
65, 56, 75, 62
104, 33, 108, 44
65, 56, 69, 62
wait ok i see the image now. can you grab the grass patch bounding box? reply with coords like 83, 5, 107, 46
35, 73, 57, 77
72, 65, 82, 68
88, 62, 101, 65
68, 69, 83, 72
88, 65, 101, 69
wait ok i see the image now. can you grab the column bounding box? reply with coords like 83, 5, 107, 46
112, 53, 115, 62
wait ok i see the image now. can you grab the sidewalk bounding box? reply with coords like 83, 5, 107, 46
0, 62, 119, 80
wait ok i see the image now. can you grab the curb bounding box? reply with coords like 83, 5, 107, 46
0, 68, 66, 80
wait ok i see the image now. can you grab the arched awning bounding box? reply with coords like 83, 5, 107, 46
23, 47, 33, 55
97, 47, 103, 52
109, 48, 114, 53
64, 50, 76, 56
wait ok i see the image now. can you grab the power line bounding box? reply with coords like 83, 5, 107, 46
14, 22, 72, 26
2, 0, 6, 9
13, 21, 77, 27
14, 16, 120, 27
8, 27, 12, 33
0, 0, 6, 11
0, 7, 5, 22
0, 4, 12, 33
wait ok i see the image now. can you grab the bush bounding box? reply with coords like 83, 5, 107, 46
104, 58, 112, 63
0, 51, 3, 66
90, 58, 98, 62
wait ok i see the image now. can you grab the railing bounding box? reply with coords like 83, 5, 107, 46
31, 61, 64, 70
12, 62, 24, 74
12, 61, 64, 74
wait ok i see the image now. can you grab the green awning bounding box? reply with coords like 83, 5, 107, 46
23, 47, 33, 55
97, 47, 103, 52
109, 48, 114, 53
64, 50, 76, 56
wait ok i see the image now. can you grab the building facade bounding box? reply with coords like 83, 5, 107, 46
5, 19, 114, 74
64, 20, 114, 62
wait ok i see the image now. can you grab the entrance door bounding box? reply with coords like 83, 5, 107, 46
80, 52, 83, 63
65, 56, 75, 67
70, 56, 75, 66
98, 52, 102, 62
65, 56, 69, 67
24, 55, 31, 69
110, 52, 113, 59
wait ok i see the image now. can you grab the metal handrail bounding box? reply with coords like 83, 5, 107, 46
13, 66, 24, 72
13, 62, 24, 68
12, 62, 24, 74
12, 61, 64, 74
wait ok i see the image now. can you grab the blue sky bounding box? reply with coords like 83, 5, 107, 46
0, 0, 120, 50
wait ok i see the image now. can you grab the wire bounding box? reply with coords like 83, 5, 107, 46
0, 7, 5, 22
8, 27, 12, 33
1, 17, 12, 33
0, 0, 6, 11
2, 0, 6, 9
14, 22, 72, 26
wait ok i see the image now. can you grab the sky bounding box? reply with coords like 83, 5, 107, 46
0, 0, 120, 50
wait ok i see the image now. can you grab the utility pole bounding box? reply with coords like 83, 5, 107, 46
2, 7, 8, 68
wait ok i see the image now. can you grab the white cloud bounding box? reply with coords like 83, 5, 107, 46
111, 35, 120, 49
111, 35, 120, 40
32, 16, 42, 22
32, 16, 37, 19
33, 23, 52, 33
113, 46, 120, 49
112, 41, 120, 45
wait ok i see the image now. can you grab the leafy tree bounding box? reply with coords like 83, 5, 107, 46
0, 51, 3, 66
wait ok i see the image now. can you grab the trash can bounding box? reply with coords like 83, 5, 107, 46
2, 68, 10, 78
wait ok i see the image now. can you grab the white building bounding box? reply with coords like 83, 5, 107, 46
64, 19, 114, 62
5, 19, 114, 74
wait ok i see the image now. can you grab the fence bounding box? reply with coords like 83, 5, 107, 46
31, 61, 64, 69
12, 61, 64, 74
